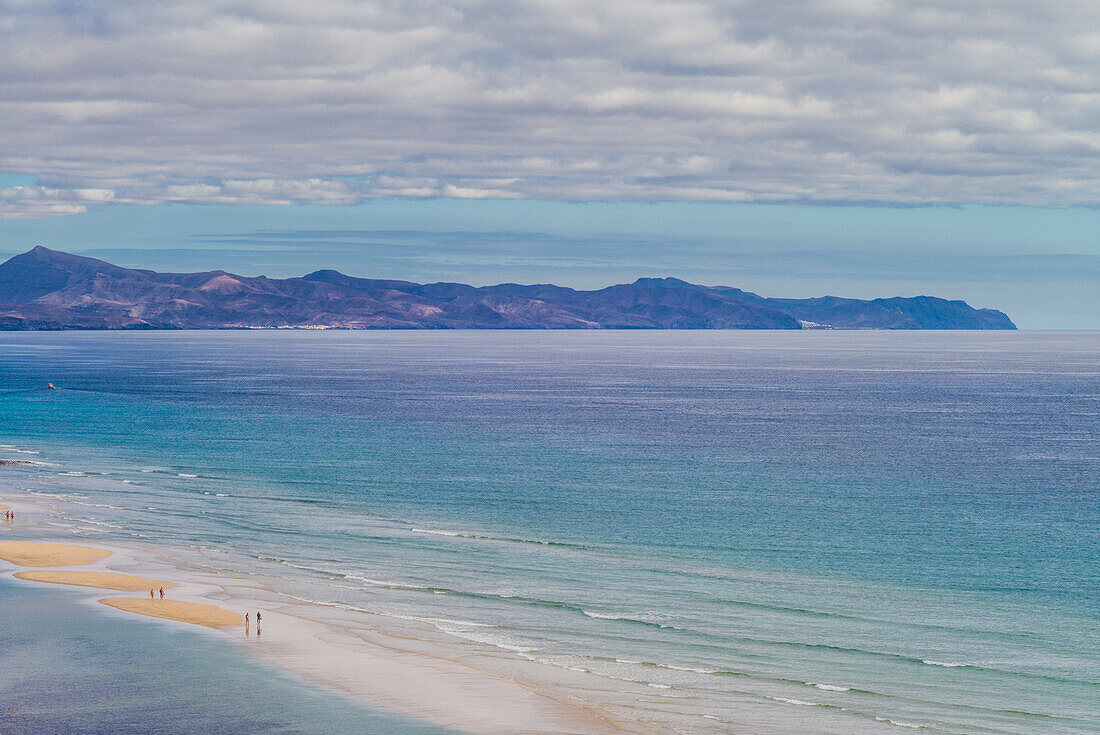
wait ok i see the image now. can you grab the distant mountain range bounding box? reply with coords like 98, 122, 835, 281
0, 247, 1015, 330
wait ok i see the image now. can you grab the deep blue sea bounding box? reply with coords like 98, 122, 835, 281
0, 331, 1096, 734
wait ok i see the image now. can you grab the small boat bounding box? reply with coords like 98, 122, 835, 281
46, 382, 57, 389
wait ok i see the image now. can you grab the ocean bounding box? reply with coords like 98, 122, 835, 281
0, 330, 1096, 734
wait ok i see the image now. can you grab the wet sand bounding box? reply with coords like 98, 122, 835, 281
100, 598, 244, 627
15, 570, 176, 592
0, 541, 112, 566
2, 534, 639, 734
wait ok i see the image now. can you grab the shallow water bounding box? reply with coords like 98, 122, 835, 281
0, 330, 1097, 733
0, 577, 459, 734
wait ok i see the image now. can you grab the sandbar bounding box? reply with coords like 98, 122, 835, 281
15, 570, 176, 592
0, 541, 112, 567
100, 598, 243, 627
0, 504, 8, 510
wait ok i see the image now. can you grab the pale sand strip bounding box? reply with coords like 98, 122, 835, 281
0, 504, 8, 510
15, 570, 176, 592
0, 536, 632, 733
264, 615, 641, 735
0, 541, 112, 567
0, 533, 632, 733
100, 598, 244, 628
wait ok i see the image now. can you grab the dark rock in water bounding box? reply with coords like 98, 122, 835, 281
0, 247, 1016, 330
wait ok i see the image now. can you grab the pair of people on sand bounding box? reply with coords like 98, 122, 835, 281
245, 611, 262, 631
149, 587, 165, 600
3, 510, 13, 520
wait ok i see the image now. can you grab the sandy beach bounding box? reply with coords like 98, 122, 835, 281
1, 542, 240, 628
14, 570, 176, 592
1, 531, 639, 734
100, 598, 244, 627
0, 541, 112, 567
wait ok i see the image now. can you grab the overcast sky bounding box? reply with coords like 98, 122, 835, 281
0, 1, 1097, 327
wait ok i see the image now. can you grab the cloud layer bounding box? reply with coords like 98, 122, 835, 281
2, 0, 1098, 216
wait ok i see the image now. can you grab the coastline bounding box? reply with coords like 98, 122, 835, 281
0, 500, 652, 735
1, 330, 1095, 735
5, 455, 1095, 735
0, 573, 462, 735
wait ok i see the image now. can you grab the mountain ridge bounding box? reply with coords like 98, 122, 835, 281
0, 247, 1016, 330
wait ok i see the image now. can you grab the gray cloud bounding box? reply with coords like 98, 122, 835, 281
1, 0, 1099, 216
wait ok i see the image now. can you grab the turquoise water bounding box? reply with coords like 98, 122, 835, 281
0, 331, 1096, 733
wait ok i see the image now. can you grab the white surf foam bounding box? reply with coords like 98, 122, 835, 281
411, 528, 461, 537
770, 696, 821, 706
664, 664, 719, 674
875, 716, 925, 729
438, 628, 538, 653
583, 610, 628, 620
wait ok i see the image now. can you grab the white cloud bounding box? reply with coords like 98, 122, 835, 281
0, 185, 114, 219
0, 0, 1098, 217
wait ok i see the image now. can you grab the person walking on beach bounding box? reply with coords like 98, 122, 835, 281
150, 588, 155, 600
159, 587, 165, 599
244, 612, 250, 634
